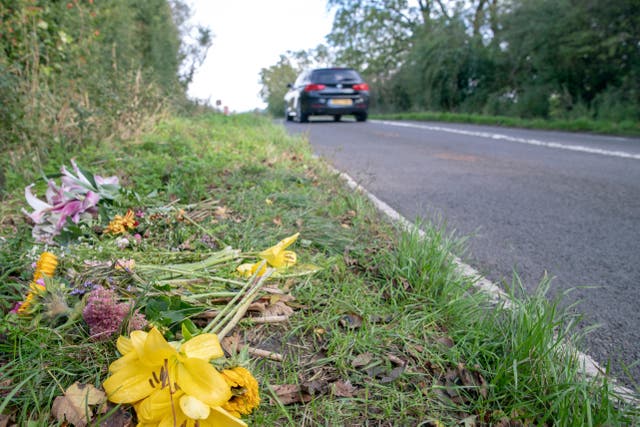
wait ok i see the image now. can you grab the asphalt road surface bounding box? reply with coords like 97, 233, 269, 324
283, 117, 640, 386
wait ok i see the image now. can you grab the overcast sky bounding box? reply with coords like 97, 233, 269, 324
186, 0, 333, 112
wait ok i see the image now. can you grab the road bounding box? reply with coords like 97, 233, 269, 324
283, 117, 640, 386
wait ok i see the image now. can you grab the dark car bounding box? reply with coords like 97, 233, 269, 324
284, 67, 369, 123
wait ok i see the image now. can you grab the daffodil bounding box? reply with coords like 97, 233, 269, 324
103, 328, 243, 426
220, 367, 260, 418
237, 232, 299, 277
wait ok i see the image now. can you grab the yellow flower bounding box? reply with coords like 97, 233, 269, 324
33, 251, 58, 281
105, 209, 137, 234
16, 252, 57, 314
220, 367, 260, 418
136, 386, 246, 427
236, 232, 299, 277
258, 232, 299, 267
103, 328, 232, 416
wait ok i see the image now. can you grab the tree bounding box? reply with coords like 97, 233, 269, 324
259, 45, 335, 115
326, 0, 425, 78
259, 55, 298, 116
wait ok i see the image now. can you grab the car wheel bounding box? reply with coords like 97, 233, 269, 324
355, 112, 368, 122
296, 102, 309, 123
333, 115, 341, 122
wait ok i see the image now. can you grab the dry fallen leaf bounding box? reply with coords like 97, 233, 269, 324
331, 380, 358, 398
221, 332, 242, 356
270, 384, 312, 405
352, 352, 374, 368
0, 414, 11, 427
214, 206, 229, 220
95, 403, 134, 427
51, 382, 106, 427
339, 313, 363, 329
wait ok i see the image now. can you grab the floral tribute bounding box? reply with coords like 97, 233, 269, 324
12, 162, 321, 425
22, 159, 120, 242
103, 328, 257, 426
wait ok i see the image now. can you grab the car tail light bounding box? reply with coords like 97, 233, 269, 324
304, 84, 326, 92
352, 83, 369, 91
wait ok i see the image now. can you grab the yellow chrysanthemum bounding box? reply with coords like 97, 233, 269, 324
105, 209, 137, 234
33, 251, 58, 280
17, 252, 57, 314
220, 367, 261, 418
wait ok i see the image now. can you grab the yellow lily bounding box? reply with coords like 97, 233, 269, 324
136, 386, 246, 427
237, 232, 299, 277
103, 328, 231, 411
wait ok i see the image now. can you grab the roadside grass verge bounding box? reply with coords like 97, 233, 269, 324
372, 111, 640, 137
0, 113, 638, 425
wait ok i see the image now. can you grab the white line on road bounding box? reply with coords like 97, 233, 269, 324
334, 166, 639, 404
374, 120, 640, 160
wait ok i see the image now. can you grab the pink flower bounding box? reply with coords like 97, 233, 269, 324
22, 161, 120, 241
82, 286, 146, 341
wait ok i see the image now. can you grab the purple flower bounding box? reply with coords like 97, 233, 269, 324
82, 286, 146, 341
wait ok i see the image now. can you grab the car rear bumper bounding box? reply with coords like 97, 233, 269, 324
300, 95, 369, 116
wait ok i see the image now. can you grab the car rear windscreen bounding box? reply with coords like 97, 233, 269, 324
311, 69, 362, 84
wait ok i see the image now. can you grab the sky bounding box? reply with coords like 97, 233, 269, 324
186, 0, 334, 112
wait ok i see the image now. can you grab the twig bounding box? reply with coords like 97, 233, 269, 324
249, 315, 290, 323
244, 346, 284, 362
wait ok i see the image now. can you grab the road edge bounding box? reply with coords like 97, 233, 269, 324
334, 167, 638, 404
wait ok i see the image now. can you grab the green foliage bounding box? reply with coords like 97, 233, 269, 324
0, 0, 211, 195
259, 55, 298, 117
1, 113, 637, 424
312, 0, 640, 124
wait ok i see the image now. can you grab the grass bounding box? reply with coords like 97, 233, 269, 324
0, 112, 638, 426
372, 111, 640, 137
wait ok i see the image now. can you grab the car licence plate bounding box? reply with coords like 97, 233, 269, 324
329, 99, 352, 106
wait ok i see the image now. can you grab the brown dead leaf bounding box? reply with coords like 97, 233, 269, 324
301, 379, 329, 396
271, 384, 312, 405
262, 301, 294, 317
352, 352, 374, 368
442, 363, 488, 404
435, 335, 455, 349
95, 403, 133, 427
272, 216, 282, 226
386, 353, 406, 367
331, 380, 358, 397
214, 206, 229, 220
339, 313, 363, 329
221, 332, 242, 356
0, 414, 11, 427
51, 382, 106, 427
379, 366, 405, 383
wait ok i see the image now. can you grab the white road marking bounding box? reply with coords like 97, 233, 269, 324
334, 166, 639, 404
374, 120, 640, 160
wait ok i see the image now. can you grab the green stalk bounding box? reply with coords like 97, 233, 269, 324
202, 261, 270, 335
216, 270, 272, 341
